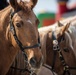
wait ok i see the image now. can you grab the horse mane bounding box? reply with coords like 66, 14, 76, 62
38, 25, 56, 33
0, 5, 12, 31
0, 5, 11, 16
38, 15, 76, 33
17, 1, 32, 14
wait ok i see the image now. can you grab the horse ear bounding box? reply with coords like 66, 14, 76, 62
58, 21, 64, 27
61, 22, 71, 34
31, 0, 38, 9
9, 0, 19, 10
20, 0, 38, 10
64, 22, 71, 31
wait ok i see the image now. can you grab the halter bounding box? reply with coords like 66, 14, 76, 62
10, 10, 41, 51
51, 31, 76, 75
10, 10, 41, 74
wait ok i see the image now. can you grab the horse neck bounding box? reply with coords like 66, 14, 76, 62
0, 5, 11, 33
0, 5, 14, 55
0, 6, 19, 75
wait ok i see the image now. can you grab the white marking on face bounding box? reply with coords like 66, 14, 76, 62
27, 20, 33, 25
22, 0, 30, 2
17, 0, 30, 3
28, 51, 34, 60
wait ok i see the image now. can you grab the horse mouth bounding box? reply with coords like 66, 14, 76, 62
27, 62, 42, 75
26, 56, 43, 74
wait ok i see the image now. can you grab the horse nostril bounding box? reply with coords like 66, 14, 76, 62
30, 57, 36, 67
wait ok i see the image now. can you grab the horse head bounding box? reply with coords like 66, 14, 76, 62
47, 21, 76, 75
6, 0, 43, 74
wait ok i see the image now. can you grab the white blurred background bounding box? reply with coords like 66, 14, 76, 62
7, 0, 76, 15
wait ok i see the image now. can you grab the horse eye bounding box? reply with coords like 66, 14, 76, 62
63, 48, 69, 52
16, 23, 21, 28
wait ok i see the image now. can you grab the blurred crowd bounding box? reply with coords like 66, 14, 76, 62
56, 0, 76, 20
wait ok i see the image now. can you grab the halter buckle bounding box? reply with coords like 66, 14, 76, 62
64, 65, 69, 71
53, 40, 60, 51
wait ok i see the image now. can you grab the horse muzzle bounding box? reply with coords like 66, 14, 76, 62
29, 56, 43, 69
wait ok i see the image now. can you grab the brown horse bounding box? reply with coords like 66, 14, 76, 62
39, 16, 76, 75
0, 0, 43, 75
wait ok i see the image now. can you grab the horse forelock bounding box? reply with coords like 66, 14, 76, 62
0, 6, 12, 31
16, 1, 33, 13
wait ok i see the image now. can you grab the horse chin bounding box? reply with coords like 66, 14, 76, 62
30, 67, 41, 75
28, 64, 42, 75
27, 60, 42, 75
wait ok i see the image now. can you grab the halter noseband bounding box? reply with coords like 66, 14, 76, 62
10, 10, 41, 74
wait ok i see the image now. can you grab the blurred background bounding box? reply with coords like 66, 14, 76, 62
33, 0, 76, 28
0, 0, 76, 28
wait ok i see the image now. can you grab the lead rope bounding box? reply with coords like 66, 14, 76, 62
57, 49, 71, 75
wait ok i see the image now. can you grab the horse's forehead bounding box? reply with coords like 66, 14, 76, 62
17, 0, 30, 3
13, 11, 34, 21
14, 10, 34, 17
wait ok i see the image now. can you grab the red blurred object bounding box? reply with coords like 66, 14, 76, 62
43, 19, 55, 26
56, 1, 68, 21
56, 0, 76, 21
